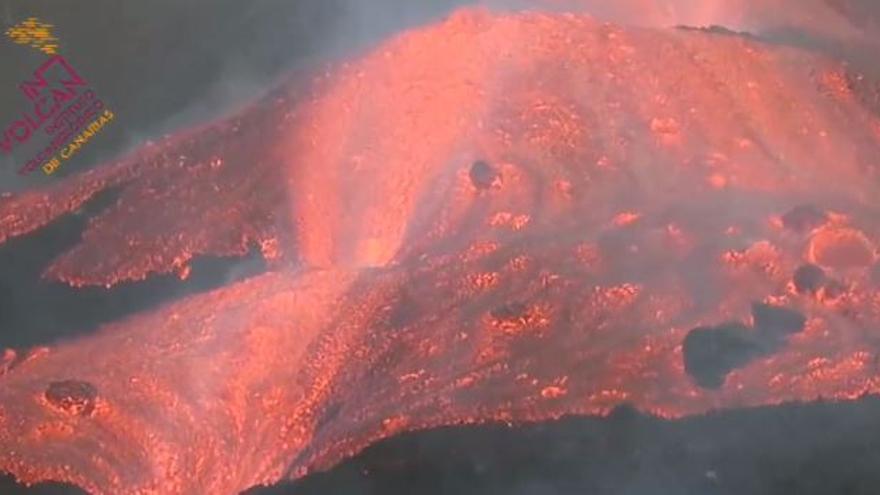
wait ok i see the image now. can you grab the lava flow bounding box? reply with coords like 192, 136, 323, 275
3, 5, 880, 494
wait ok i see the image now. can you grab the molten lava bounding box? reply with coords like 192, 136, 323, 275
2, 5, 880, 494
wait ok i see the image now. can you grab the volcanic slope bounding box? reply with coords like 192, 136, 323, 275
2, 8, 880, 495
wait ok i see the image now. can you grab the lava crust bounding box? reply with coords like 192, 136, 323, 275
2, 6, 880, 494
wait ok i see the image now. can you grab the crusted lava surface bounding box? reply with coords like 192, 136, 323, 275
2, 5, 880, 495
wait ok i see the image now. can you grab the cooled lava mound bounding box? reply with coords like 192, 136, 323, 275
3, 6, 880, 494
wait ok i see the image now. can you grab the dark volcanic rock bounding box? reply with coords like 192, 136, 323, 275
675, 24, 756, 39
469, 160, 499, 190
243, 396, 880, 495
682, 322, 760, 389
490, 301, 529, 322
781, 205, 828, 233
44, 380, 98, 417
793, 264, 826, 294
752, 302, 807, 338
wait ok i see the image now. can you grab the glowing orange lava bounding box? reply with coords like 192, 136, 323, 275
2, 6, 880, 494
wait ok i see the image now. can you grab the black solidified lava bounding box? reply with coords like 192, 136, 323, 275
0, 475, 87, 495
751, 302, 807, 338
793, 264, 826, 294
684, 305, 807, 389
490, 301, 529, 323
674, 24, 756, 39
469, 160, 499, 190
44, 380, 98, 416
244, 396, 880, 495
682, 322, 760, 389
781, 205, 828, 233
0, 187, 267, 351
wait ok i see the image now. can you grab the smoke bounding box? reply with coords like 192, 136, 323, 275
490, 0, 876, 42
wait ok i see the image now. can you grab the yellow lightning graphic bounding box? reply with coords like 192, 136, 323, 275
5, 17, 60, 55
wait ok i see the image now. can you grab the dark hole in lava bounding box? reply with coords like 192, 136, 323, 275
682, 322, 760, 389
490, 301, 529, 323
752, 302, 807, 339
793, 264, 826, 294
684, 305, 808, 389
44, 380, 98, 417
469, 160, 499, 190
781, 204, 828, 233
